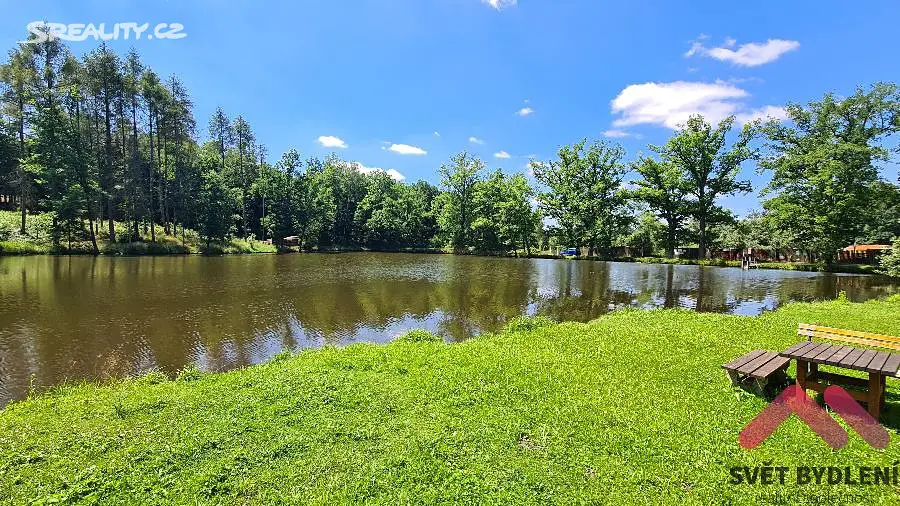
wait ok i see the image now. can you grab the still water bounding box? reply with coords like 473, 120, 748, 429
1, 253, 897, 405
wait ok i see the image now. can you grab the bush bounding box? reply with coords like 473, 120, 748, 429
270, 350, 295, 363
395, 329, 442, 343
135, 369, 169, 385
176, 364, 203, 382
504, 315, 556, 333
878, 240, 900, 278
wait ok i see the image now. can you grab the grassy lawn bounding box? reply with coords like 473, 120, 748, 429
3, 297, 900, 504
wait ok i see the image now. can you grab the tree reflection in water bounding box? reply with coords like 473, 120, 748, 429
0, 253, 897, 404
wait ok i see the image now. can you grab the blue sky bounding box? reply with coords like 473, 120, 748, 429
2, 0, 899, 215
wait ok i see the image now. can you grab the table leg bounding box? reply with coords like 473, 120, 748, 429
808, 362, 818, 380
868, 373, 883, 419
796, 359, 808, 391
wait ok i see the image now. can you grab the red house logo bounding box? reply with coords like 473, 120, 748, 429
740, 384, 889, 450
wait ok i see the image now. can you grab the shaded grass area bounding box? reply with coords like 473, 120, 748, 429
3, 298, 900, 504
0, 210, 276, 256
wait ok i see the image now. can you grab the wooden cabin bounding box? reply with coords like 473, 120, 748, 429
838, 244, 893, 264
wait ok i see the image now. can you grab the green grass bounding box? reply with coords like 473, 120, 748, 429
0, 210, 276, 256
4, 298, 900, 504
634, 256, 887, 276
636, 256, 736, 267
755, 262, 880, 275
0, 239, 49, 255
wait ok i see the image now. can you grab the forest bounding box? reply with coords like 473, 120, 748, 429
1, 31, 899, 269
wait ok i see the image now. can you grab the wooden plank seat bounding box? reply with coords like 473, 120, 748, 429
781, 324, 900, 419
723, 350, 791, 395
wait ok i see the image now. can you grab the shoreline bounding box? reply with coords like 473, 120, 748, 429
0, 242, 891, 277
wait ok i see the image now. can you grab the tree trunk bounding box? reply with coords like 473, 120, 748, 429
120, 121, 136, 241
106, 199, 115, 242
51, 216, 59, 247
147, 107, 156, 242
17, 96, 26, 235
158, 120, 167, 235
238, 137, 247, 237
666, 221, 677, 259
74, 99, 99, 256
103, 84, 116, 243
87, 211, 99, 255
698, 213, 707, 260
130, 100, 140, 241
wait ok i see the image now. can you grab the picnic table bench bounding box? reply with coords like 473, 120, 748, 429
722, 350, 791, 395
780, 323, 900, 419
724, 324, 900, 419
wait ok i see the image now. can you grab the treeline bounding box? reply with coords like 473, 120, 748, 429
1, 33, 899, 261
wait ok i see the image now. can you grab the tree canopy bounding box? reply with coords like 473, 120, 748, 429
1, 33, 897, 263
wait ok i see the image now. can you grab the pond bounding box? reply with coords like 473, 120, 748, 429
1, 253, 897, 405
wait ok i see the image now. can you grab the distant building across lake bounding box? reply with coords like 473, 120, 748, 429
839, 244, 893, 264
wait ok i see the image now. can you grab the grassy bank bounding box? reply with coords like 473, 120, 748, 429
633, 256, 883, 275
0, 210, 276, 256
0, 211, 891, 277
473, 250, 886, 277
3, 298, 900, 504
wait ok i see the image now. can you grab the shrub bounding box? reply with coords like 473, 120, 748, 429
395, 329, 442, 343
504, 315, 556, 333
878, 240, 900, 278
136, 369, 169, 385
176, 364, 203, 382
271, 350, 295, 363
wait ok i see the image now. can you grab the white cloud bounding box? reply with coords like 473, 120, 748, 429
481, 0, 517, 10
611, 80, 745, 129
685, 42, 704, 58
388, 143, 427, 156
517, 107, 535, 116
734, 105, 787, 125
317, 135, 347, 149
610, 80, 783, 129
686, 37, 800, 67
494, 150, 511, 159
602, 129, 631, 138
469, 136, 485, 145
351, 162, 406, 181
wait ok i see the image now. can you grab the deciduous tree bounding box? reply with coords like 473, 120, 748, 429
761, 83, 900, 261
660, 115, 754, 260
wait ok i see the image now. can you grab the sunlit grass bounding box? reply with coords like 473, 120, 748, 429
0, 210, 276, 256
0, 240, 49, 255
3, 298, 900, 504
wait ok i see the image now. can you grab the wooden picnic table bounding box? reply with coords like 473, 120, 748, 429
780, 341, 900, 419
